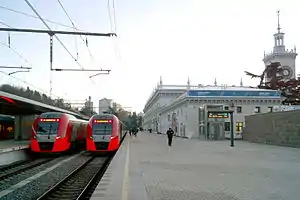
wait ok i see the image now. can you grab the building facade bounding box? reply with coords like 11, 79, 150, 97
143, 83, 283, 139
85, 96, 93, 111
98, 98, 113, 114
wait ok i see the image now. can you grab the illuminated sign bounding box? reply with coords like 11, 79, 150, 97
40, 118, 60, 122
208, 112, 229, 118
94, 119, 112, 123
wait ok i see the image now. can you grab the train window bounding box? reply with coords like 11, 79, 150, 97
37, 120, 59, 135
92, 123, 112, 135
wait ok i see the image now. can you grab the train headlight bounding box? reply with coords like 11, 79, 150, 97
90, 136, 94, 140
55, 136, 61, 140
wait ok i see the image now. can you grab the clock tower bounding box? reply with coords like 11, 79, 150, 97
263, 10, 297, 83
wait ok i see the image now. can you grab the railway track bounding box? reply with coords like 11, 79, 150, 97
37, 156, 111, 200
0, 158, 54, 181
0, 159, 32, 172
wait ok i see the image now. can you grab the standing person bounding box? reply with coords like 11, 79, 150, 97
166, 128, 174, 146
129, 129, 132, 136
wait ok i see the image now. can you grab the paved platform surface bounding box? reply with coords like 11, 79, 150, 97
0, 140, 30, 153
91, 132, 300, 200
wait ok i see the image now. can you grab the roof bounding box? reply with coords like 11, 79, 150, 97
0, 91, 89, 120
193, 86, 276, 91
144, 84, 282, 111
187, 89, 281, 97
158, 85, 281, 97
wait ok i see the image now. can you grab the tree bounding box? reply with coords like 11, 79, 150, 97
79, 98, 97, 116
126, 112, 138, 131
107, 106, 118, 116
245, 62, 300, 105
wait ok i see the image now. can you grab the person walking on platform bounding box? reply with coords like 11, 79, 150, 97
133, 127, 137, 137
166, 128, 174, 146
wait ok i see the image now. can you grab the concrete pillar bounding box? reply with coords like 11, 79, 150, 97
14, 116, 21, 140
14, 115, 38, 140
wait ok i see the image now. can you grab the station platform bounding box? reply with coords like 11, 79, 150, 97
0, 140, 30, 167
0, 140, 30, 154
91, 132, 300, 200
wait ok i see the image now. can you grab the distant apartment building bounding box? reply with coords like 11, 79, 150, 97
98, 98, 113, 114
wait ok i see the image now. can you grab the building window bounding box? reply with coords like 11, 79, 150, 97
254, 106, 260, 113
225, 122, 231, 131
167, 114, 170, 121
268, 107, 273, 112
236, 106, 242, 113
236, 122, 243, 133
224, 106, 229, 110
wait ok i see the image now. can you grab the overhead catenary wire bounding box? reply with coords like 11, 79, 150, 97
55, 0, 95, 64
0, 5, 83, 31
24, 0, 83, 69
0, 70, 63, 100
0, 21, 12, 48
0, 41, 34, 69
1, 2, 113, 102
107, 0, 114, 33
112, 0, 117, 33
0, 40, 66, 99
0, 21, 12, 28
107, 0, 122, 67
0, 4, 96, 64
23, 0, 98, 90
0, 4, 114, 106
55, 0, 98, 86
56, 0, 79, 61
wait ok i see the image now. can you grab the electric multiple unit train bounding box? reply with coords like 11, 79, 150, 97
31, 112, 88, 153
86, 114, 126, 152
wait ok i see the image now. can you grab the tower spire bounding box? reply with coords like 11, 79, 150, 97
159, 76, 162, 86
240, 78, 243, 87
277, 10, 281, 33
214, 78, 217, 86
187, 76, 191, 90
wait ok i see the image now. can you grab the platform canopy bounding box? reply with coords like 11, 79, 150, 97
0, 91, 89, 120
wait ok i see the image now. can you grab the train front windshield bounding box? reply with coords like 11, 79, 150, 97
36, 119, 60, 135
92, 119, 112, 135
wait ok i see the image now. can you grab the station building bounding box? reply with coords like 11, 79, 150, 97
143, 79, 283, 139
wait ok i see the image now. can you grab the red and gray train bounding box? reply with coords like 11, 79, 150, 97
31, 112, 126, 153
86, 114, 126, 152
31, 112, 88, 153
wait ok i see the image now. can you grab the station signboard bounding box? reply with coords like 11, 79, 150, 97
208, 112, 229, 119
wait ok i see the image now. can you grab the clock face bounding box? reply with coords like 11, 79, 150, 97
281, 66, 293, 79
283, 69, 290, 76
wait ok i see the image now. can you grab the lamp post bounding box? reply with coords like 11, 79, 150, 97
229, 102, 235, 147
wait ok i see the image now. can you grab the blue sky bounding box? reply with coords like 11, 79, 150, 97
0, 0, 299, 112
